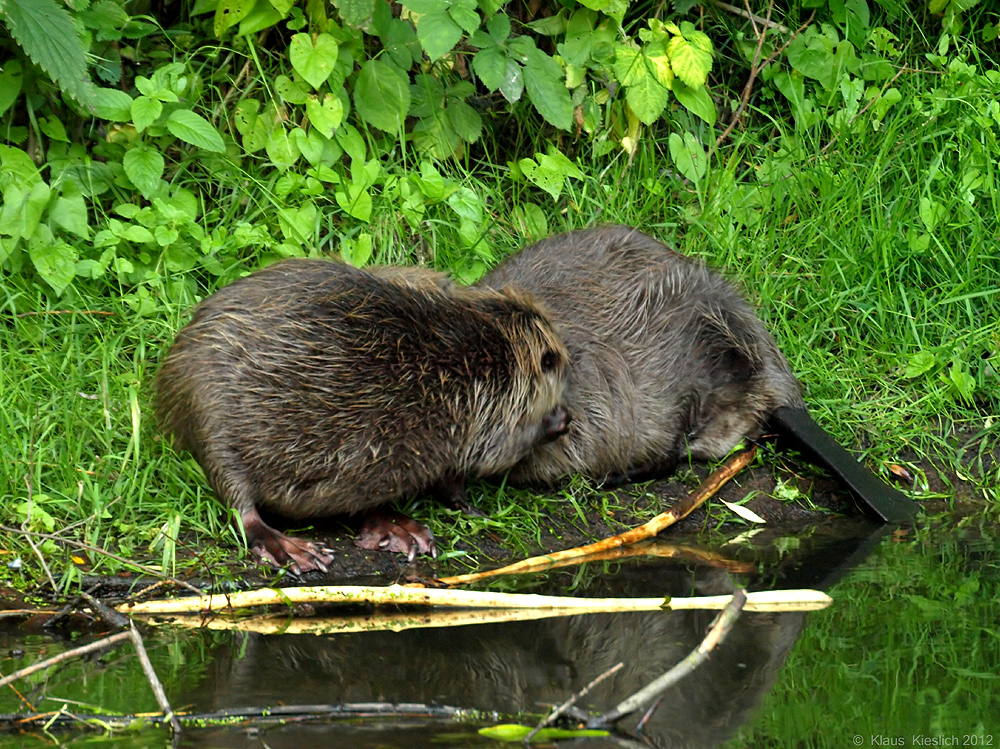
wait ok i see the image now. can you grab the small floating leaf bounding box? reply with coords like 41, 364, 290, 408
478, 724, 610, 742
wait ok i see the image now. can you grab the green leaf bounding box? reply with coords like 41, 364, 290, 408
447, 100, 482, 142
522, 48, 573, 130
668, 131, 707, 184
644, 40, 674, 89
123, 144, 165, 198
672, 79, 716, 126
626, 75, 669, 124
289, 33, 340, 89
0, 60, 25, 118
93, 88, 135, 121
335, 184, 372, 221
448, 1, 480, 34
333, 0, 374, 27
341, 232, 373, 267
354, 58, 411, 133
514, 202, 548, 239
0, 182, 50, 239
238, 0, 285, 37
415, 11, 462, 61
214, 0, 255, 37
131, 96, 163, 133
667, 30, 713, 89
29, 241, 78, 294
446, 185, 483, 223
614, 45, 646, 86
265, 128, 301, 170
166, 110, 226, 152
49, 183, 90, 238
276, 75, 311, 105
904, 350, 938, 378
306, 94, 344, 137
1, 0, 97, 107
919, 197, 945, 232
472, 45, 507, 91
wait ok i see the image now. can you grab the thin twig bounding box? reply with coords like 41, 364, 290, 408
587, 590, 749, 728
707, 0, 789, 33
716, 8, 817, 146
128, 623, 182, 736
526, 662, 624, 742
0, 631, 132, 689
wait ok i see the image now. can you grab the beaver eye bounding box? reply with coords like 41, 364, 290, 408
540, 349, 561, 372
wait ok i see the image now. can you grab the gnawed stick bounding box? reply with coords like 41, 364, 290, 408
115, 582, 830, 615
435, 446, 757, 587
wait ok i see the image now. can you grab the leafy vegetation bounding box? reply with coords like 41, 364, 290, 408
0, 0, 998, 588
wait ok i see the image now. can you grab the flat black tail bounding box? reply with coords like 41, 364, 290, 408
769, 406, 918, 524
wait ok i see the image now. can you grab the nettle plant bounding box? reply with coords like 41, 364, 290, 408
0, 0, 716, 295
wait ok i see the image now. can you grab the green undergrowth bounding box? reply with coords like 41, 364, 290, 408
1, 3, 999, 596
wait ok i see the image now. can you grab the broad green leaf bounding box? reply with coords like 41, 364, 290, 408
522, 48, 573, 130
306, 94, 344, 137
667, 31, 713, 88
514, 202, 548, 239
238, 0, 284, 37
214, 0, 254, 37
626, 74, 669, 125
336, 123, 367, 163
275, 75, 311, 105
446, 100, 482, 142
123, 225, 155, 243
499, 58, 524, 104
448, 1, 480, 34
904, 350, 938, 378
614, 45, 646, 86
30, 241, 78, 294
335, 184, 372, 221
668, 131, 707, 184
0, 182, 50, 239
232, 99, 260, 135
472, 46, 507, 91
644, 40, 674, 89
2, 0, 97, 107
166, 110, 226, 152
341, 232, 374, 267
154, 225, 180, 246
672, 79, 716, 125
384, 17, 422, 68
944, 361, 975, 401
123, 144, 165, 198
415, 11, 462, 61
49, 184, 90, 238
486, 12, 511, 42
265, 128, 301, 170
401, 0, 448, 13
93, 88, 134, 121
333, 0, 374, 27
354, 58, 411, 133
919, 197, 945, 232
446, 185, 483, 223
163, 242, 199, 272
131, 96, 163, 133
519, 157, 564, 200
289, 33, 340, 89
0, 60, 24, 118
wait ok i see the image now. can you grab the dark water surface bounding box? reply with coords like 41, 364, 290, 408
1, 515, 997, 748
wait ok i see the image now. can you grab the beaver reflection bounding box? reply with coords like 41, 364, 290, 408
181, 573, 805, 747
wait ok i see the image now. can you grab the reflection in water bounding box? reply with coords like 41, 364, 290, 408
178, 572, 806, 747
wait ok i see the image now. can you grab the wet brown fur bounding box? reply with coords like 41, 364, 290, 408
156, 259, 569, 569
481, 225, 805, 485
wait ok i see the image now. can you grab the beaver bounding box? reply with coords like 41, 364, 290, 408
481, 225, 915, 523
155, 259, 570, 573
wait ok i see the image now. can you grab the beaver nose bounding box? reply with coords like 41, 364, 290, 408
542, 405, 571, 440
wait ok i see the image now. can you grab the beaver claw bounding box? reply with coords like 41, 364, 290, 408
355, 509, 437, 561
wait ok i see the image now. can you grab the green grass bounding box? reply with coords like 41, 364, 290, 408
1, 15, 998, 595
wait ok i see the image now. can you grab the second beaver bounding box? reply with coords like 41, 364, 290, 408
155, 259, 570, 572
481, 225, 915, 522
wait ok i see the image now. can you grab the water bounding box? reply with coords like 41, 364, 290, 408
1, 515, 997, 747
